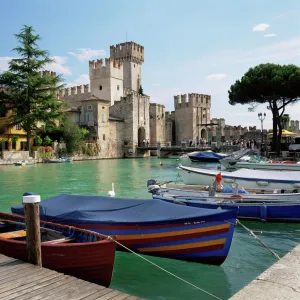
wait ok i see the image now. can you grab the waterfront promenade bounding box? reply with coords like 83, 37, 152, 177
229, 244, 300, 300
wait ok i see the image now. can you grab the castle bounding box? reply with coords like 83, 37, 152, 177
58, 42, 150, 158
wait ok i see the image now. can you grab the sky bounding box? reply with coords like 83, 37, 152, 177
1, 0, 300, 129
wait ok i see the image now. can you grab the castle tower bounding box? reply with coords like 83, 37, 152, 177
89, 58, 123, 106
110, 42, 144, 92
174, 93, 211, 144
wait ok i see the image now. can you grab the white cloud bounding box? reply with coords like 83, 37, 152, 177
67, 48, 105, 62
46, 56, 72, 75
0, 57, 14, 73
274, 10, 298, 19
252, 23, 270, 32
264, 33, 277, 37
66, 74, 89, 87
206, 73, 228, 80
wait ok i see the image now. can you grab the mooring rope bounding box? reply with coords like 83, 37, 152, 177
236, 220, 280, 260
107, 236, 223, 300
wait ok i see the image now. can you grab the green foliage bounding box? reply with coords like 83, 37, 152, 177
0, 25, 65, 152
281, 114, 290, 129
35, 135, 43, 146
138, 85, 144, 96
60, 117, 84, 154
43, 135, 52, 146
228, 63, 300, 151
80, 128, 89, 139
37, 147, 53, 160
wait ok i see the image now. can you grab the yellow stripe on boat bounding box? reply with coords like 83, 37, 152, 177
138, 238, 226, 253
116, 223, 230, 241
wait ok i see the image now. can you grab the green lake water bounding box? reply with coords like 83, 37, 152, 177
0, 157, 299, 300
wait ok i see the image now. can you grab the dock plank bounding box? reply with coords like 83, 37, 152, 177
0, 254, 139, 300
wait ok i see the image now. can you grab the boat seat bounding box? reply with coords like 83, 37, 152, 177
42, 237, 76, 244
0, 230, 26, 239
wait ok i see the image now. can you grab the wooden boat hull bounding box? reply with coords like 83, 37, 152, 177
155, 197, 300, 223
0, 213, 116, 287
75, 218, 236, 265
154, 186, 300, 201
179, 164, 300, 190
12, 194, 237, 265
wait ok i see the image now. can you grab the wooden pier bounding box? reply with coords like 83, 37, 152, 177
0, 254, 139, 300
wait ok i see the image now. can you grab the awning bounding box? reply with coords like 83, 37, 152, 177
267, 129, 297, 137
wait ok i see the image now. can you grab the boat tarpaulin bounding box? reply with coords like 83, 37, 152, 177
12, 194, 236, 225
188, 151, 227, 161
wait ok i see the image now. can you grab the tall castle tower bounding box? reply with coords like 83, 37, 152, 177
89, 58, 123, 106
110, 42, 144, 92
174, 93, 211, 144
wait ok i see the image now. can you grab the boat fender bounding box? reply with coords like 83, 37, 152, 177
260, 205, 267, 223
256, 181, 269, 187
294, 183, 300, 188
224, 179, 235, 183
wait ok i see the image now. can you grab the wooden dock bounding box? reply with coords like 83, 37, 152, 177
0, 254, 139, 300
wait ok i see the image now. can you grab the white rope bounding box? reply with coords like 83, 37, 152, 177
236, 220, 280, 260
107, 236, 223, 300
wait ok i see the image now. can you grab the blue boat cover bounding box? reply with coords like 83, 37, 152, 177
11, 194, 236, 225
188, 151, 227, 160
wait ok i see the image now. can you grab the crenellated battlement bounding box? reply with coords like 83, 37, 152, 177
39, 70, 57, 78
89, 58, 123, 80
58, 84, 90, 99
174, 93, 211, 109
110, 41, 144, 64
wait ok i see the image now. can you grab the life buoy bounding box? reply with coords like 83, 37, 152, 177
230, 194, 243, 199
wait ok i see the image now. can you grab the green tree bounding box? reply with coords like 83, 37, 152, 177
0, 25, 64, 152
228, 63, 300, 153
35, 135, 43, 146
80, 128, 89, 139
43, 135, 52, 146
60, 117, 84, 154
138, 85, 144, 96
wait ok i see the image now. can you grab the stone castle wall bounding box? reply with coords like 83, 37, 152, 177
150, 103, 165, 145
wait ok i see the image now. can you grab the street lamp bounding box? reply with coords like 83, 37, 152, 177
258, 112, 266, 143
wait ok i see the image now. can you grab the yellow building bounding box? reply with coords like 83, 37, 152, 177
0, 108, 27, 152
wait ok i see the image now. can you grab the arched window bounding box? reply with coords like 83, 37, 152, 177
99, 85, 102, 90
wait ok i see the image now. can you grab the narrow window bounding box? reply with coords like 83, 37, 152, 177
99, 85, 102, 90
117, 85, 120, 91
103, 134, 106, 141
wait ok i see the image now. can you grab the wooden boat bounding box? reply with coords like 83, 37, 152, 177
147, 182, 300, 201
14, 160, 35, 166
154, 195, 300, 223
0, 212, 116, 287
178, 164, 300, 190
166, 183, 300, 195
12, 194, 238, 265
187, 151, 228, 162
43, 158, 72, 163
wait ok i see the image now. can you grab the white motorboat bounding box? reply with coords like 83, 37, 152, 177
220, 158, 300, 171
178, 164, 300, 190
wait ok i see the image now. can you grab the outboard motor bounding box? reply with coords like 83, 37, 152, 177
147, 179, 157, 187
148, 185, 160, 195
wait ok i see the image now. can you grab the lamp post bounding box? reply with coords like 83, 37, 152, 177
258, 112, 266, 144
